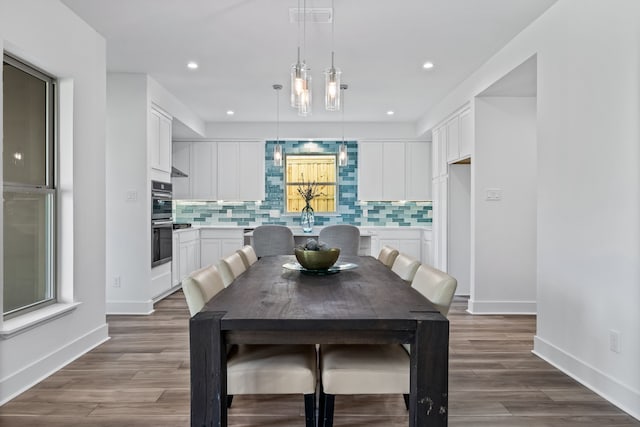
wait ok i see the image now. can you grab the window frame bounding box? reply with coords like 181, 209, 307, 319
3, 53, 57, 319
284, 153, 339, 214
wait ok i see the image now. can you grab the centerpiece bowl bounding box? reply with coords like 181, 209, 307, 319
294, 247, 340, 270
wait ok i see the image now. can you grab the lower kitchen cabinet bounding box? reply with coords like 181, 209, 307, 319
173, 229, 200, 286
199, 228, 244, 268
369, 228, 423, 262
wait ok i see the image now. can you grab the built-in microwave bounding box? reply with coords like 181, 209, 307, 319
151, 180, 172, 221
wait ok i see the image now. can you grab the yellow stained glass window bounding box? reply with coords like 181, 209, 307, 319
285, 155, 337, 213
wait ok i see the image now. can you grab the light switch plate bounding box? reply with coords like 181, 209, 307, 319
486, 188, 503, 201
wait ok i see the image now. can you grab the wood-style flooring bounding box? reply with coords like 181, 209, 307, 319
1, 292, 637, 426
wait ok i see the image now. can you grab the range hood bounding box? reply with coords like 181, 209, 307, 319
171, 166, 188, 178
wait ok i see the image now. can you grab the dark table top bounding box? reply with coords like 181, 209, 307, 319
203, 255, 443, 332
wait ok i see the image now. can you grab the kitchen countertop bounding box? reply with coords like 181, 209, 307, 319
172, 224, 431, 235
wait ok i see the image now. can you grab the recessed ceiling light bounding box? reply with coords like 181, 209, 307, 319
386, 110, 395, 116
226, 110, 235, 116
422, 61, 434, 70
187, 61, 198, 69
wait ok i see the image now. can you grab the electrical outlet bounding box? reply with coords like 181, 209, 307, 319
609, 330, 621, 353
113, 276, 121, 288
269, 209, 280, 218
226, 209, 233, 218
126, 190, 137, 201
362, 208, 368, 218
486, 188, 503, 201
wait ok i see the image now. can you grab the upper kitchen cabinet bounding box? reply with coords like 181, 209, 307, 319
172, 141, 264, 201
218, 141, 265, 201
359, 141, 431, 201
149, 106, 172, 174
443, 106, 472, 164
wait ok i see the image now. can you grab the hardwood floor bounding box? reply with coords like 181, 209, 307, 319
1, 292, 637, 426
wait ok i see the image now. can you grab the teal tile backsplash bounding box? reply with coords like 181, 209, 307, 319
174, 140, 432, 227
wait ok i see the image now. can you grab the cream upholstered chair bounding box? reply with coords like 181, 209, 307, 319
182, 265, 226, 316
390, 252, 420, 282
318, 264, 457, 427
377, 245, 399, 268
183, 265, 318, 427
219, 252, 247, 287
253, 225, 295, 258
237, 245, 258, 268
318, 225, 360, 256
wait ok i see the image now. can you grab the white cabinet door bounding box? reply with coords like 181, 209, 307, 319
149, 111, 160, 171
172, 233, 180, 286
239, 142, 265, 201
172, 141, 191, 199
382, 142, 405, 200
149, 108, 172, 174
432, 129, 440, 179
200, 239, 222, 268
446, 116, 460, 164
191, 142, 217, 200
458, 108, 472, 160
185, 241, 200, 277
432, 176, 448, 272
217, 142, 239, 200
405, 142, 431, 200
358, 142, 384, 201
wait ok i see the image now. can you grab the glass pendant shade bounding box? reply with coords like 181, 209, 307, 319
274, 143, 283, 167
325, 53, 341, 111
291, 53, 305, 107
338, 142, 348, 166
298, 73, 312, 116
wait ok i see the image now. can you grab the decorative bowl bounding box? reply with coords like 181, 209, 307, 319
294, 248, 340, 270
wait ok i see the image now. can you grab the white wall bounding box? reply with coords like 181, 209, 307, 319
0, 0, 108, 403
106, 74, 152, 314
420, 0, 640, 418
471, 97, 537, 313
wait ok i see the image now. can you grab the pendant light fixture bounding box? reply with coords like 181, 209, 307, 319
338, 84, 348, 166
291, 0, 312, 116
273, 84, 283, 167
325, 0, 341, 111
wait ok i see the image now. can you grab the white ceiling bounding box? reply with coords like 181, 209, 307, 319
61, 0, 555, 124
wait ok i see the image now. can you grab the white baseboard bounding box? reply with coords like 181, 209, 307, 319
533, 335, 640, 421
466, 299, 536, 314
106, 299, 154, 315
0, 323, 109, 405
152, 283, 182, 303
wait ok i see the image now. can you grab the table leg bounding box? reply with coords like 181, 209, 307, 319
409, 314, 449, 426
190, 312, 227, 427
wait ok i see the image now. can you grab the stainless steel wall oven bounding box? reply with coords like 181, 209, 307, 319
151, 181, 172, 267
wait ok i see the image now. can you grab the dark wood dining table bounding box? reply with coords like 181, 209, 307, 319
190, 255, 449, 426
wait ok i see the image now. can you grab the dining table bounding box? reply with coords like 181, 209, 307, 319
190, 255, 449, 427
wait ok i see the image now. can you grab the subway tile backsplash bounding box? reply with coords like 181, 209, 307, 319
174, 140, 432, 227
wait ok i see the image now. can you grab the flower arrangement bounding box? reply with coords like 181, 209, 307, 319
297, 174, 324, 206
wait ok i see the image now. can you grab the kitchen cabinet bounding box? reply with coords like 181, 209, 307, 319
358, 141, 431, 201
199, 228, 244, 268
421, 229, 433, 267
176, 229, 200, 284
217, 141, 265, 201
171, 141, 264, 201
445, 107, 472, 164
191, 142, 218, 200
172, 141, 191, 199
371, 228, 422, 261
149, 107, 172, 174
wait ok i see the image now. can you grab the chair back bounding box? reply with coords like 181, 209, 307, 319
237, 245, 258, 268
253, 225, 295, 257
377, 245, 399, 268
390, 253, 420, 282
318, 225, 360, 256
183, 265, 225, 316
410, 264, 458, 316
219, 252, 247, 287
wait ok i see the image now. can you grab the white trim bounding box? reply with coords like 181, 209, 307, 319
533, 335, 640, 421
0, 323, 109, 405
1, 302, 81, 339
466, 299, 536, 314
106, 300, 154, 315
152, 284, 182, 303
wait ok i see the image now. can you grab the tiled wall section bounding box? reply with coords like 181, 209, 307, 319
174, 140, 432, 227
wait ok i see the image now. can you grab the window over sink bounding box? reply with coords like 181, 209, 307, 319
285, 154, 337, 213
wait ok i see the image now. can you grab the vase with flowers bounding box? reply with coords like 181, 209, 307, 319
297, 175, 323, 233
